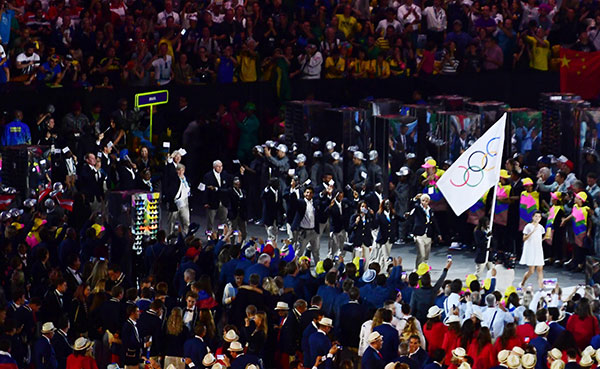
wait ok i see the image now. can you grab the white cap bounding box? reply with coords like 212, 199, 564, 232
558, 155, 568, 163
354, 151, 365, 160
313, 151, 323, 158
276, 144, 288, 153
294, 154, 307, 163
310, 137, 320, 145
368, 150, 378, 161
331, 152, 341, 161
265, 140, 276, 148
325, 141, 336, 150
406, 153, 416, 159
367, 331, 383, 343
396, 166, 410, 176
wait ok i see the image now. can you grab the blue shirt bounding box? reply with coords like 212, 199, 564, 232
1, 120, 31, 146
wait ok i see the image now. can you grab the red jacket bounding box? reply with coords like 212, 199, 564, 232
442, 329, 460, 366
468, 342, 495, 369
424, 321, 448, 355
566, 315, 600, 350
493, 336, 522, 355
66, 355, 99, 369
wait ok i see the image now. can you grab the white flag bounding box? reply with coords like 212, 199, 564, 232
437, 113, 507, 215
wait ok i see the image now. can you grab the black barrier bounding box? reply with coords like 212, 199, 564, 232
0, 72, 559, 124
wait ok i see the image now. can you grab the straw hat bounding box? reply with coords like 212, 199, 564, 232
318, 317, 333, 327
522, 353, 537, 369
73, 337, 93, 351
223, 330, 239, 342
534, 322, 549, 335
368, 331, 383, 343
498, 350, 511, 364
427, 306, 442, 319
445, 315, 461, 325
548, 348, 563, 361
41, 322, 56, 334
275, 302, 289, 311
202, 353, 217, 367
580, 355, 594, 367
452, 347, 466, 359
228, 341, 243, 352
511, 346, 525, 357
550, 360, 565, 369
507, 354, 521, 369
458, 363, 471, 369
583, 346, 595, 358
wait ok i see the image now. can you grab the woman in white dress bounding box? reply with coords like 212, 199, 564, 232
519, 211, 545, 289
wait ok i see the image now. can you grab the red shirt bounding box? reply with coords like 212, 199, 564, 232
566, 315, 600, 350
516, 323, 537, 344
424, 321, 448, 355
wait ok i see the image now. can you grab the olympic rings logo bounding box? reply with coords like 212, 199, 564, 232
450, 137, 500, 188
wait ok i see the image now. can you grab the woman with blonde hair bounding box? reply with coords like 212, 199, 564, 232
86, 259, 108, 289
244, 310, 268, 356
164, 307, 189, 369
359, 308, 385, 356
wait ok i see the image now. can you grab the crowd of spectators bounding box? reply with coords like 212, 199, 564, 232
0, 0, 597, 92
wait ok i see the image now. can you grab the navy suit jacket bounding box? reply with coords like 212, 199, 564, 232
408, 347, 429, 369
261, 187, 282, 226
33, 337, 58, 369
308, 331, 333, 369
51, 331, 72, 369
231, 353, 260, 369
362, 346, 385, 369
548, 321, 565, 345
530, 337, 551, 369
183, 336, 208, 367
374, 323, 400, 363
121, 319, 142, 365
338, 302, 368, 347
423, 362, 443, 369
137, 310, 164, 357
375, 212, 398, 244
302, 323, 318, 367
280, 309, 303, 354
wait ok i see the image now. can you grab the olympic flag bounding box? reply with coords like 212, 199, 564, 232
437, 113, 507, 216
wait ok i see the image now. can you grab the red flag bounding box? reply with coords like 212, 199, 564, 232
560, 48, 600, 100
54, 193, 73, 212
38, 183, 52, 203
0, 194, 15, 210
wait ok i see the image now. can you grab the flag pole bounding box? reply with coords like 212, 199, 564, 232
485, 177, 500, 264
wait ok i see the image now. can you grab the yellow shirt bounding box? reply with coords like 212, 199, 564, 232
369, 60, 390, 79
349, 60, 370, 78
237, 50, 258, 82
336, 14, 359, 38
325, 56, 345, 79
525, 35, 550, 71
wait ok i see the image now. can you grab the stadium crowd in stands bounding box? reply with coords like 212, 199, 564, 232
0, 0, 597, 91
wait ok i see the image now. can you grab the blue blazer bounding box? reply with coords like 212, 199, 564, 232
408, 347, 429, 369
308, 331, 333, 369
302, 324, 318, 367
530, 337, 551, 369
361, 346, 385, 369
315, 285, 340, 318
183, 336, 208, 368
231, 353, 260, 369
121, 319, 142, 366
33, 337, 58, 369
548, 321, 565, 345
374, 323, 400, 363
